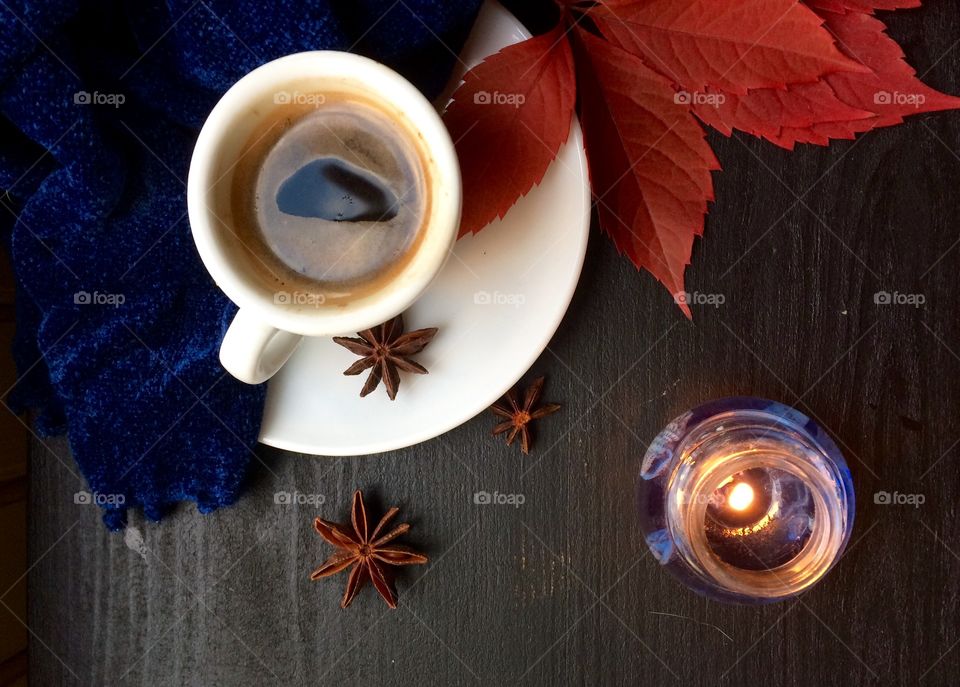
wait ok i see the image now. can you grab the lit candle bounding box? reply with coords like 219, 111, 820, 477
726, 480, 755, 512
638, 398, 855, 604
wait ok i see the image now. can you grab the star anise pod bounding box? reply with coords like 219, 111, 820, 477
332, 314, 438, 400
490, 376, 561, 454
310, 490, 428, 609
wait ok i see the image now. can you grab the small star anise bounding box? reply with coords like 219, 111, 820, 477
310, 490, 428, 609
332, 314, 438, 400
490, 376, 561, 454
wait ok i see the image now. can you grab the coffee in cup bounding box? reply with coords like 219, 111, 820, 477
226, 90, 433, 306
188, 52, 461, 384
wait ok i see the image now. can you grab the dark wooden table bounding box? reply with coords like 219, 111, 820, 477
26, 2, 960, 685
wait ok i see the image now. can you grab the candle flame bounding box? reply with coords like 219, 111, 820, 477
727, 482, 754, 511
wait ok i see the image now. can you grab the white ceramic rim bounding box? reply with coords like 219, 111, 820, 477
187, 50, 462, 337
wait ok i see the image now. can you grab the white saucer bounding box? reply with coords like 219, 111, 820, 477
258, 0, 591, 456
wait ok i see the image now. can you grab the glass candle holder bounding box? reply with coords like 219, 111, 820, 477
638, 397, 855, 604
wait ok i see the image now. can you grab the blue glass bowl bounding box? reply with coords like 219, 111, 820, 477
638, 397, 855, 604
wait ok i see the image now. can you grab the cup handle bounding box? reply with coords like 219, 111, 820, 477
219, 308, 303, 384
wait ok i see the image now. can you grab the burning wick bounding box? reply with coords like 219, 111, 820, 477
709, 474, 772, 534
727, 482, 755, 512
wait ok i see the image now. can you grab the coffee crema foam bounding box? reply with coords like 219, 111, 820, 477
228, 93, 430, 305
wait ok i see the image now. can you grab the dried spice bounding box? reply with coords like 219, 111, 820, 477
310, 490, 428, 609
490, 376, 561, 454
333, 314, 438, 400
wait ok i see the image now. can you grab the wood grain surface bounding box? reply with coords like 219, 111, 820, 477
24, 2, 960, 685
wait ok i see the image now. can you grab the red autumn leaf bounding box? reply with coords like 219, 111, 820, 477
445, 0, 958, 315
591, 0, 868, 94
572, 26, 719, 318
809, 0, 920, 13
655, 2, 959, 149
772, 5, 960, 146
443, 23, 576, 237
813, 2, 960, 125
690, 82, 874, 147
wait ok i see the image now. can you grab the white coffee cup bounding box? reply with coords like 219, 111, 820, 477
188, 51, 461, 384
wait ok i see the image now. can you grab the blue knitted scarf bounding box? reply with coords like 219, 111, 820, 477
0, 0, 481, 529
